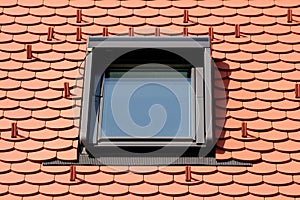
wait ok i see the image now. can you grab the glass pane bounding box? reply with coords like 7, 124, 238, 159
101, 69, 192, 138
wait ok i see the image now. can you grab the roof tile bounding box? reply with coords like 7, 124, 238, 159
94, 16, 119, 27
20, 98, 47, 110
232, 149, 261, 161
243, 99, 271, 111
144, 172, 173, 185
253, 52, 280, 63
279, 183, 300, 197
263, 172, 293, 185
76, 166, 100, 174
70, 183, 99, 196
0, 171, 24, 185
85, 172, 114, 185
159, 183, 189, 196
198, 15, 224, 26
0, 149, 27, 163
223, 0, 248, 8
256, 90, 284, 101
233, 173, 263, 185
43, 0, 69, 8
198, 0, 222, 8
130, 183, 159, 196
247, 161, 277, 175
27, 148, 56, 162
4, 6, 28, 16
44, 138, 73, 151
258, 109, 286, 121
39, 182, 69, 196
242, 79, 268, 91
245, 139, 274, 152
56, 148, 77, 161
259, 130, 287, 142
265, 24, 291, 35
55, 172, 83, 185
238, 6, 262, 16
11, 161, 40, 174
277, 160, 300, 174
273, 119, 300, 131
5, 107, 32, 120
0, 0, 17, 7
262, 150, 291, 163
203, 172, 233, 185
9, 183, 39, 196
275, 139, 300, 153
212, 6, 236, 17
189, 183, 219, 196
14, 139, 43, 152
249, 183, 278, 196
219, 182, 248, 196
100, 183, 128, 196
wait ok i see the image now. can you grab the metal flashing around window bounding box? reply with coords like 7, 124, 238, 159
43, 155, 252, 166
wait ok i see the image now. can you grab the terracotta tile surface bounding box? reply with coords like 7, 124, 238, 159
0, 0, 297, 198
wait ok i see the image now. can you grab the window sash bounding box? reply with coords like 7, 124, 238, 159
98, 67, 194, 140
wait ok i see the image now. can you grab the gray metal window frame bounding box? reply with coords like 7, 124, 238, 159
79, 37, 213, 154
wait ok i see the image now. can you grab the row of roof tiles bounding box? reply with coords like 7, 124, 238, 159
0, 0, 300, 9
0, 169, 300, 198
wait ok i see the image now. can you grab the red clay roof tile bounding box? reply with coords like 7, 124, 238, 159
11, 161, 40, 174
232, 149, 262, 161
85, 172, 114, 185
279, 183, 300, 197
219, 182, 248, 196
56, 148, 77, 161
39, 182, 69, 196
27, 148, 56, 162
249, 183, 279, 196
159, 183, 188, 196
0, 171, 24, 185
263, 172, 293, 185
256, 68, 282, 80
242, 79, 268, 91
245, 139, 274, 152
130, 183, 159, 196
262, 150, 291, 163
198, 0, 222, 8
203, 172, 233, 185
100, 183, 129, 196
70, 183, 99, 196
9, 183, 39, 196
247, 161, 277, 174
259, 130, 288, 142
189, 183, 219, 196
258, 109, 286, 121
238, 6, 262, 16
14, 139, 43, 152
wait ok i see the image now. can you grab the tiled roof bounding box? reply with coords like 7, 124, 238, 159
0, 0, 299, 198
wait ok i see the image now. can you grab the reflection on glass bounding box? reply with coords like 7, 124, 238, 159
101, 68, 192, 138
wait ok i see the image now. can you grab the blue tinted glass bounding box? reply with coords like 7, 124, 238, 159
101, 71, 192, 138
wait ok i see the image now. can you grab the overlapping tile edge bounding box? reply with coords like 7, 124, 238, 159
0, 0, 299, 199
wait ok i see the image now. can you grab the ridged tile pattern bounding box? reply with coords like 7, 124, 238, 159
0, 0, 299, 198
